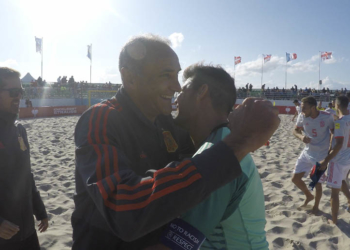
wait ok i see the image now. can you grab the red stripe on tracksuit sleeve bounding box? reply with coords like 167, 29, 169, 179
114, 159, 192, 193
103, 109, 111, 144
88, 105, 99, 144
117, 178, 154, 191
105, 174, 202, 211
152, 165, 197, 189
91, 105, 113, 199
94, 106, 104, 144
93, 144, 108, 200
155, 160, 191, 177
112, 165, 197, 200
90, 105, 110, 199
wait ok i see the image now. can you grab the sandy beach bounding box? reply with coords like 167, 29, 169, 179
20, 114, 350, 250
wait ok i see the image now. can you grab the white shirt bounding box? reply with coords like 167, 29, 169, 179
296, 111, 334, 161
333, 115, 350, 164
325, 108, 337, 118
296, 105, 301, 115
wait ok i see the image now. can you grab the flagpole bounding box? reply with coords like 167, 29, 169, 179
319, 51, 321, 91
41, 37, 43, 79
261, 56, 264, 92
285, 53, 287, 90
90, 44, 92, 84
233, 58, 236, 81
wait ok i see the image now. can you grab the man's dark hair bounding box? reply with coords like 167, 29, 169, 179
183, 63, 236, 115
336, 96, 349, 109
0, 67, 21, 88
328, 102, 333, 108
119, 34, 171, 75
293, 99, 299, 103
301, 96, 317, 107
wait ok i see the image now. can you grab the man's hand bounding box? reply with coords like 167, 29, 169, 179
224, 98, 280, 161
302, 136, 311, 144
38, 218, 48, 233
319, 159, 328, 171
0, 220, 20, 239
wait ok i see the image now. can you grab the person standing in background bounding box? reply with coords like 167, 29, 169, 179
0, 67, 48, 250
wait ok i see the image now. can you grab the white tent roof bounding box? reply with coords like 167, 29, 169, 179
21, 73, 36, 83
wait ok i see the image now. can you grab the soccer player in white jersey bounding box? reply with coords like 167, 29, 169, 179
346, 92, 350, 187
325, 102, 337, 119
292, 100, 301, 122
292, 96, 334, 213
319, 96, 350, 224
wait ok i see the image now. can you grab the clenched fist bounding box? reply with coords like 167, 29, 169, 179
224, 98, 280, 161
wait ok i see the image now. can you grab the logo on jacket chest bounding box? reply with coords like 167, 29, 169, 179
18, 136, 27, 151
162, 131, 178, 153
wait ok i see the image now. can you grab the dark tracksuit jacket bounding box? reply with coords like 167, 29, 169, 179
0, 111, 47, 245
72, 87, 243, 249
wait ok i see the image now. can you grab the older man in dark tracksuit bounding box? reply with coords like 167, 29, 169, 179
0, 67, 48, 250
72, 35, 280, 249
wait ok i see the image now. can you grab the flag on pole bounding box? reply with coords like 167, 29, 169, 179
35, 37, 42, 54
87, 44, 92, 60
263, 54, 271, 63
286, 52, 297, 62
234, 56, 241, 65
321, 51, 332, 61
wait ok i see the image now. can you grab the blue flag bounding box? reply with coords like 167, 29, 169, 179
87, 44, 92, 60
35, 37, 42, 53
286, 53, 290, 62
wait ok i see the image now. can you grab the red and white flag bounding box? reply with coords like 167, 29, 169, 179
321, 52, 332, 60
264, 54, 271, 63
234, 56, 241, 65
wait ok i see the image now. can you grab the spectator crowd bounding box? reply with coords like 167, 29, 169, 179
23, 76, 349, 105
22, 75, 120, 100
237, 83, 348, 101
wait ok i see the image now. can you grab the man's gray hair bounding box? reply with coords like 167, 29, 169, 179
119, 34, 172, 74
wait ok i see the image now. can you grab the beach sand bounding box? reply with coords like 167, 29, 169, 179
20, 114, 350, 250
21, 116, 77, 250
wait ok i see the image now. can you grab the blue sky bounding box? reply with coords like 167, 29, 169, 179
1, 0, 349, 90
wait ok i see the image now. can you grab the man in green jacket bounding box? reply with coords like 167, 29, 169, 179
158, 63, 269, 249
